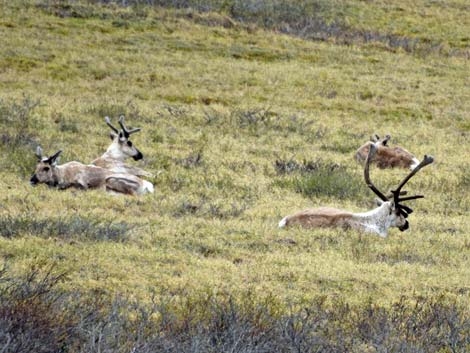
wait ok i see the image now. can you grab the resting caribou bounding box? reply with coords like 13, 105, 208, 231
91, 116, 153, 177
279, 144, 433, 237
355, 134, 420, 170
30, 147, 154, 195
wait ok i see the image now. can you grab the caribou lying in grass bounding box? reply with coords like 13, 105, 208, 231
91, 115, 153, 177
355, 134, 420, 170
30, 147, 154, 195
279, 144, 433, 237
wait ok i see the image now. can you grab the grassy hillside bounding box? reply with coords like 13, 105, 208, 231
0, 0, 469, 350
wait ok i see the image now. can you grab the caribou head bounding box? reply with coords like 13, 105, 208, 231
364, 143, 434, 232
30, 146, 62, 186
105, 115, 143, 161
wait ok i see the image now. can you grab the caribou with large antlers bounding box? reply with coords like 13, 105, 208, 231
279, 144, 433, 237
355, 134, 420, 170
91, 115, 153, 177
31, 147, 154, 195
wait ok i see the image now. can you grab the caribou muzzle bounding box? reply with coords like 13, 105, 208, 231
133, 150, 143, 161
399, 221, 409, 232
30, 174, 39, 186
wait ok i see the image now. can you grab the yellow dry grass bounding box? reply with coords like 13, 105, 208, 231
0, 1, 469, 309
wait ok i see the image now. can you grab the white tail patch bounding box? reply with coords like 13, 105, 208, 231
278, 216, 288, 228
143, 180, 154, 194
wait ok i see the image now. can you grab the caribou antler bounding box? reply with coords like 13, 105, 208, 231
392, 155, 434, 203
381, 134, 391, 146
391, 155, 434, 216
365, 143, 433, 217
105, 116, 119, 134
364, 144, 388, 201
118, 115, 141, 138
370, 133, 390, 146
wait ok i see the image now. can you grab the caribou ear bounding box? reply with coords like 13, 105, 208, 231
47, 150, 62, 165
109, 132, 118, 140
35, 146, 43, 160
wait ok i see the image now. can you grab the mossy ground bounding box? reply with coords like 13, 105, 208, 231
0, 1, 469, 311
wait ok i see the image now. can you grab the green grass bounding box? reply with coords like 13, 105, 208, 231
0, 0, 469, 320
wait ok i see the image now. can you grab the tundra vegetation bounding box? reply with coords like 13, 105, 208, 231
0, 0, 469, 351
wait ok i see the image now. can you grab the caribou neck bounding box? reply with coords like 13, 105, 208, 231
103, 142, 126, 160
51, 164, 68, 186
351, 203, 393, 238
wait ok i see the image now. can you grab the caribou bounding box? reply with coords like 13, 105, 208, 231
355, 134, 420, 170
91, 115, 153, 177
279, 144, 433, 237
30, 147, 154, 195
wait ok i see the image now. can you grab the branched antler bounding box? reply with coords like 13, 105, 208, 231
364, 144, 388, 201
364, 144, 433, 218
392, 155, 434, 215
393, 156, 434, 197
105, 116, 119, 134
118, 115, 141, 138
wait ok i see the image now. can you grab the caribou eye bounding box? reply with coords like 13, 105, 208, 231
127, 141, 133, 147
43, 166, 50, 172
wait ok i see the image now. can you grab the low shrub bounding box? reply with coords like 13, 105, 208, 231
1, 265, 470, 353
173, 199, 248, 219
35, 0, 465, 56
0, 264, 75, 353
0, 215, 131, 242
0, 96, 41, 177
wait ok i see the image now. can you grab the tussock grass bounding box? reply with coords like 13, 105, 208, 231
274, 159, 365, 199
